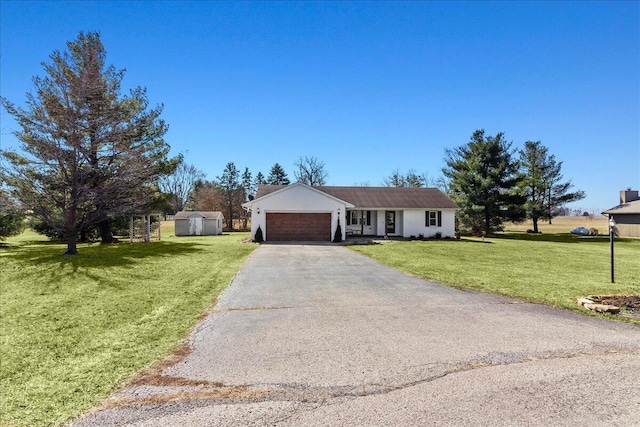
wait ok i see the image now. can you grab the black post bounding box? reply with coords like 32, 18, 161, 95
610, 223, 615, 283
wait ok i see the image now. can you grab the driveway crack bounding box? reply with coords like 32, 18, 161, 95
100, 347, 637, 412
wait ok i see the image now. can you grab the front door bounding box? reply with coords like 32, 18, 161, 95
385, 211, 395, 235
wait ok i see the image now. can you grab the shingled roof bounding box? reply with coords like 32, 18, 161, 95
174, 211, 224, 219
255, 185, 459, 209
602, 199, 640, 215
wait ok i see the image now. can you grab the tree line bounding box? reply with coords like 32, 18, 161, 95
165, 157, 324, 230
168, 132, 584, 236
0, 32, 585, 253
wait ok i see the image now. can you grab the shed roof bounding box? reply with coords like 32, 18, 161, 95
174, 211, 224, 219
254, 185, 459, 209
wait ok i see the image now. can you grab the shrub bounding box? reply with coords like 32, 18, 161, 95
333, 220, 342, 243
254, 225, 264, 243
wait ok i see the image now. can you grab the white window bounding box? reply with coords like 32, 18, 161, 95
348, 210, 371, 226
426, 211, 442, 227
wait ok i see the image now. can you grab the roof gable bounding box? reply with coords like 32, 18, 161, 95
245, 182, 355, 208
253, 185, 459, 210
174, 211, 224, 219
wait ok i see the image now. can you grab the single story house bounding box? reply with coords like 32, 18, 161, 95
174, 211, 224, 236
242, 183, 459, 242
602, 189, 640, 238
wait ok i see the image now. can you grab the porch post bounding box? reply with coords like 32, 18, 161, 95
145, 215, 151, 243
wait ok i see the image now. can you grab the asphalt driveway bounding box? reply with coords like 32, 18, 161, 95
74, 244, 640, 426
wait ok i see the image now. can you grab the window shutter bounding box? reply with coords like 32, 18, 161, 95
366, 211, 371, 226
425, 211, 430, 227
437, 211, 442, 227
346, 212, 350, 226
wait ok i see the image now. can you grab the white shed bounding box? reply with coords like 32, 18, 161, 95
174, 211, 224, 236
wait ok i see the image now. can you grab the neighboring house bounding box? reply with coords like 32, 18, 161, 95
602, 189, 640, 238
174, 211, 224, 236
242, 182, 459, 242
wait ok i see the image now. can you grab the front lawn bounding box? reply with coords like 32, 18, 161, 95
1, 230, 255, 427
350, 233, 640, 322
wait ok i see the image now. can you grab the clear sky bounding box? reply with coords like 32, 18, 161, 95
1, 1, 638, 213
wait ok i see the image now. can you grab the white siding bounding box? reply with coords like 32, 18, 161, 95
403, 209, 457, 238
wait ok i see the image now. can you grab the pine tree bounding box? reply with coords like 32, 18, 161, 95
1, 32, 174, 254
443, 130, 525, 233
0, 190, 25, 239
267, 163, 290, 185
217, 162, 241, 230
241, 167, 254, 201
519, 141, 585, 231
254, 171, 266, 186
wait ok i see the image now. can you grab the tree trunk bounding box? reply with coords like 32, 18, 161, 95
532, 217, 539, 233
65, 233, 78, 256
99, 219, 115, 244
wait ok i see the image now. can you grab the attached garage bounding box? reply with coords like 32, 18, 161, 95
266, 213, 331, 241
242, 183, 352, 242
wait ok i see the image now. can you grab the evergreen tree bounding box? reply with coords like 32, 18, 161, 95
519, 141, 548, 232
217, 162, 241, 230
267, 163, 290, 185
519, 141, 585, 231
0, 190, 25, 239
443, 130, 525, 233
241, 167, 254, 201
254, 171, 266, 187
1, 32, 174, 254
239, 167, 253, 229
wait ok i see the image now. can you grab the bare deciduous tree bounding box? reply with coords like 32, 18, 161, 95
159, 154, 206, 214
193, 182, 225, 212
294, 156, 328, 186
382, 169, 430, 187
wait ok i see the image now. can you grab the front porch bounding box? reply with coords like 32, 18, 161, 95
345, 209, 403, 237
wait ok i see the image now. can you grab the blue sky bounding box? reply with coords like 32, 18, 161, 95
1, 1, 638, 213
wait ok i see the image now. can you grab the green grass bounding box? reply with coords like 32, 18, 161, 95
1, 230, 255, 427
350, 233, 640, 321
